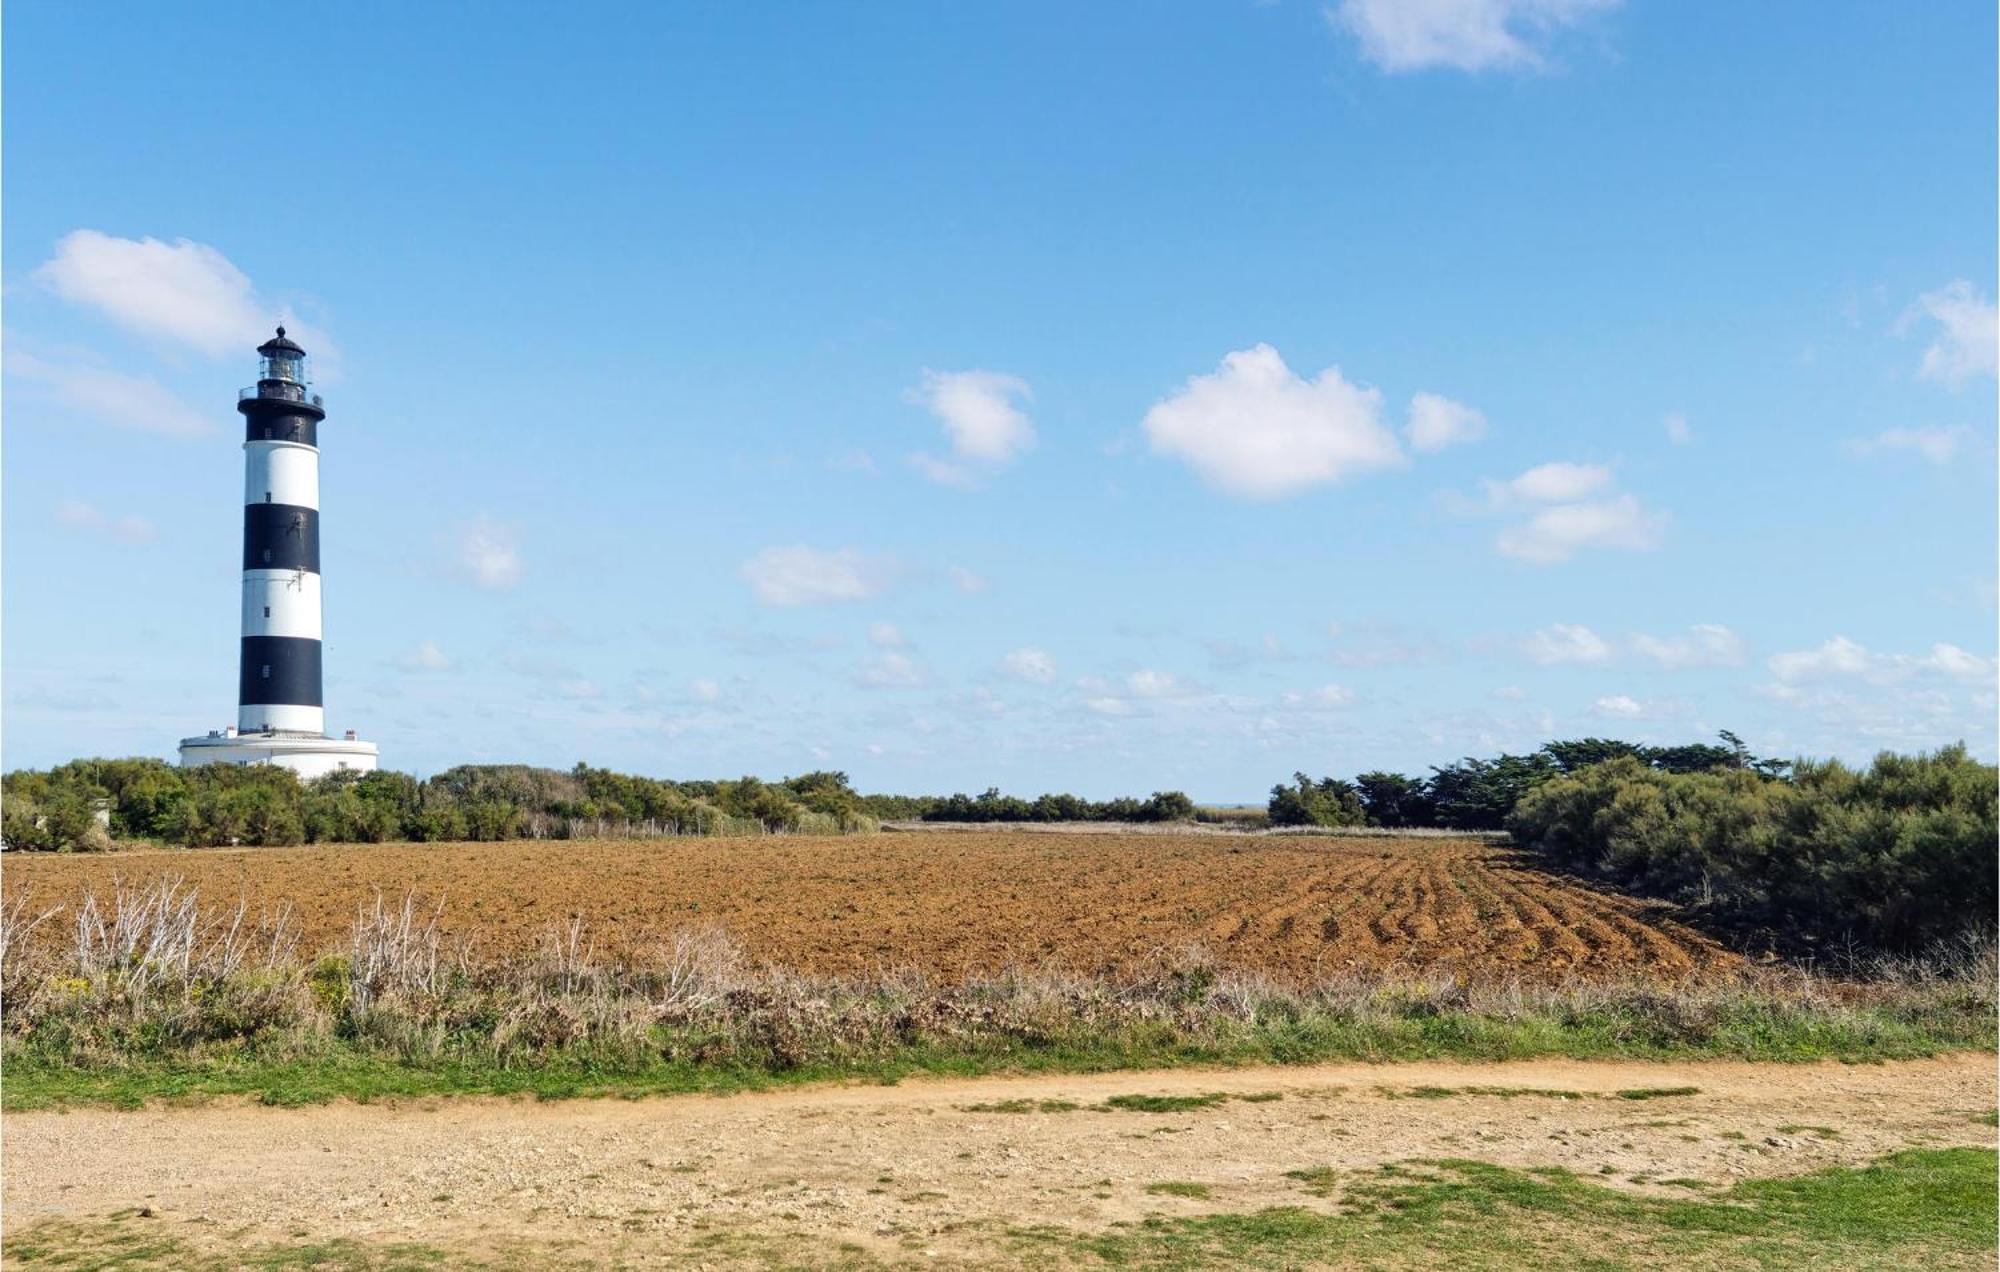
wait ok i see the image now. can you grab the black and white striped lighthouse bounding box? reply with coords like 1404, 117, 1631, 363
179, 328, 377, 777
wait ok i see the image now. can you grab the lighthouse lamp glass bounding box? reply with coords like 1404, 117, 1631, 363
260, 353, 307, 384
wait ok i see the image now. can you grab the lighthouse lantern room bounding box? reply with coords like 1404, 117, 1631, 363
178, 328, 378, 779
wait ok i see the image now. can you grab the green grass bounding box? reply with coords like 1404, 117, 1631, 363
959, 1091, 1283, 1117
4, 992, 1988, 1112
1102, 1093, 1236, 1113
1282, 1166, 1341, 1196
1145, 1182, 1214, 1199
1776, 1124, 1843, 1139
1381, 1085, 1590, 1101
2, 1220, 484, 1270
1008, 1148, 1999, 1270
1614, 1086, 1701, 1100
960, 1097, 1084, 1114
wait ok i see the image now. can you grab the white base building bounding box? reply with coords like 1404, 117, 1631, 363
178, 729, 379, 780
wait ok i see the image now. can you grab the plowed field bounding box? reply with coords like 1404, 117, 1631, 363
1, 832, 1742, 983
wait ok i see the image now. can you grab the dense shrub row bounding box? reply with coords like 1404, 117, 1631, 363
1506, 745, 1997, 952
0, 760, 882, 850
1269, 733, 1786, 830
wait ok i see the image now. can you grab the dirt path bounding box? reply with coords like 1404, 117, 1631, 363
6, 1056, 1993, 1265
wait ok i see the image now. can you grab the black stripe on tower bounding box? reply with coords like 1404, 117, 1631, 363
239, 636, 323, 706
243, 505, 321, 572
243, 411, 320, 446
239, 384, 325, 447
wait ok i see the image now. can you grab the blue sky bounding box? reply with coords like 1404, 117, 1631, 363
5, 1, 1995, 798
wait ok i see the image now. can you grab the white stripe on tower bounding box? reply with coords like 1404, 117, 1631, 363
241, 570, 324, 640
243, 440, 321, 508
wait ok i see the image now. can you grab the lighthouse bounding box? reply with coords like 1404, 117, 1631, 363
178, 328, 378, 778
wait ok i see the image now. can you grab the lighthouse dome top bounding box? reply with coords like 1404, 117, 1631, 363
257, 326, 306, 358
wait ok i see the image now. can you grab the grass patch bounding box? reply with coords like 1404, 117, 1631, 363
1283, 1166, 1341, 1197
960, 1098, 1083, 1114
1381, 1084, 1589, 1101
1615, 1086, 1701, 1100
1145, 1182, 1213, 1199
1102, 1092, 1237, 1113
1011, 1148, 1998, 1270
1776, 1124, 1843, 1139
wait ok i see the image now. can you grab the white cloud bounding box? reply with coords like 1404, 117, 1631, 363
855, 651, 927, 688
1591, 694, 1644, 718
55, 498, 156, 545
1282, 684, 1357, 708
1474, 461, 1664, 564
1495, 493, 1665, 564
1769, 636, 1996, 686
397, 640, 453, 672
1922, 643, 1995, 681
999, 646, 1057, 685
1910, 280, 1998, 385
1632, 624, 1748, 670
1126, 669, 1179, 698
33, 229, 331, 360
6, 350, 213, 439
1663, 411, 1692, 444
908, 369, 1035, 486
948, 565, 990, 594
1333, 0, 1620, 73
1405, 392, 1488, 452
1487, 461, 1614, 505
689, 678, 722, 703
1769, 636, 1873, 683
867, 622, 906, 648
1842, 426, 1973, 465
1492, 685, 1529, 700
1141, 344, 1404, 499
739, 546, 894, 606
455, 516, 523, 590
1083, 697, 1135, 717
1523, 623, 1612, 665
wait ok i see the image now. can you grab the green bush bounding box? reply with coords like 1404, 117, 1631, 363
1507, 745, 1996, 951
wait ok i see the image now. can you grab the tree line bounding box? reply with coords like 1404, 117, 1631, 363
0, 760, 884, 851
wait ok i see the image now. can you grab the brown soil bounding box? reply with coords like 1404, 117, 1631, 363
4, 1056, 1991, 1267
2, 833, 1741, 982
